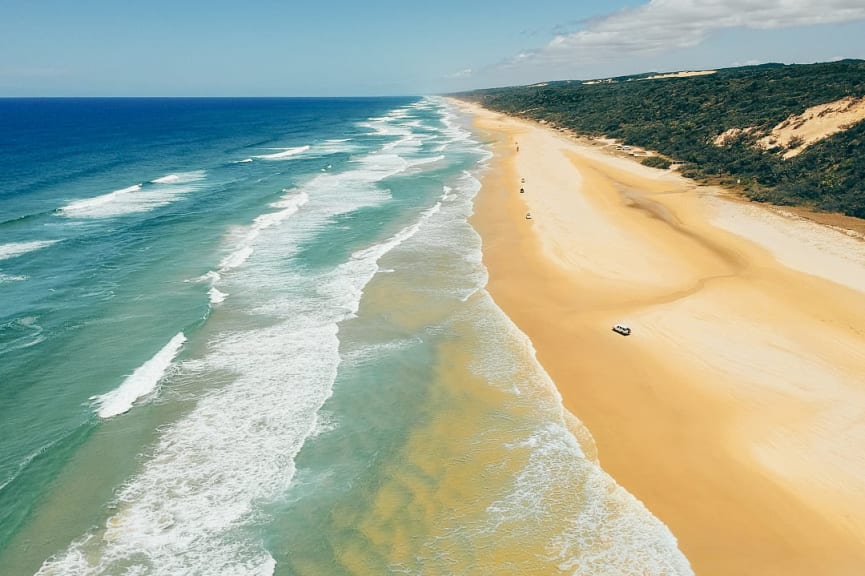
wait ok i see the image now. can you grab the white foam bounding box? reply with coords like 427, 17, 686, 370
93, 332, 187, 419
359, 118, 412, 138
205, 127, 415, 319
218, 246, 254, 271
151, 171, 207, 185
217, 191, 310, 273
312, 139, 359, 154
382, 135, 424, 151
208, 287, 228, 305
192, 271, 229, 304
36, 99, 475, 576
388, 169, 488, 303
60, 185, 140, 214
0, 240, 58, 261
326, 201, 443, 318
436, 107, 476, 148
36, 216, 435, 574
431, 110, 693, 570
487, 419, 693, 575
454, 287, 693, 573
254, 145, 311, 160
407, 154, 445, 168
234, 158, 254, 164
59, 178, 202, 219
0, 273, 27, 283
198, 189, 311, 309
385, 102, 692, 573
198, 270, 221, 284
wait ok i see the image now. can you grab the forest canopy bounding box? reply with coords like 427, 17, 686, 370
457, 60, 865, 218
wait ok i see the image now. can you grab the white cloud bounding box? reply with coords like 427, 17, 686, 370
507, 0, 865, 68
732, 58, 764, 66
445, 68, 473, 79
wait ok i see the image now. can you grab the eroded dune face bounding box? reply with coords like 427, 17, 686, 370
759, 95, 865, 158
715, 96, 865, 157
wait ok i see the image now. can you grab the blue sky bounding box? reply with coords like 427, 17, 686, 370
2, 0, 864, 96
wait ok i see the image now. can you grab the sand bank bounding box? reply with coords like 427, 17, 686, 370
460, 100, 865, 575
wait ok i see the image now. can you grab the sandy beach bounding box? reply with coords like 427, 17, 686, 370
461, 101, 865, 575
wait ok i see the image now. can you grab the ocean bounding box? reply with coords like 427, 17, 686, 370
0, 97, 692, 575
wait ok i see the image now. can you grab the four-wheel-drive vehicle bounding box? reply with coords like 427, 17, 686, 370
612, 324, 631, 336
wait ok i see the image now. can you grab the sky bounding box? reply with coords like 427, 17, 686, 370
1, 0, 864, 96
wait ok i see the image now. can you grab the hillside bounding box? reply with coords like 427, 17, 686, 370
458, 60, 865, 218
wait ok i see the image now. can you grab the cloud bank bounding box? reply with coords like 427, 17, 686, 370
507, 0, 865, 68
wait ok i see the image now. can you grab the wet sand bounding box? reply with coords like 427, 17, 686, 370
462, 101, 865, 575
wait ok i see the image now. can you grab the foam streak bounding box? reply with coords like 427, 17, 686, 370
0, 240, 58, 261
94, 332, 187, 419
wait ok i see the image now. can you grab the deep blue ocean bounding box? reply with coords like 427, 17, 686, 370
0, 97, 691, 575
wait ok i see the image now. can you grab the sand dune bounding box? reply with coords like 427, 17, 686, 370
761, 96, 865, 158
460, 100, 865, 575
714, 96, 865, 157
643, 70, 716, 80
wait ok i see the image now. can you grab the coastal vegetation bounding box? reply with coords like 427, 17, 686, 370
459, 59, 865, 217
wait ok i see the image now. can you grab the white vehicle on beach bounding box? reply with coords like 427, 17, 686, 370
525, 212, 532, 220
612, 324, 631, 336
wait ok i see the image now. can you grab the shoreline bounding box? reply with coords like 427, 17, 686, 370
461, 100, 865, 575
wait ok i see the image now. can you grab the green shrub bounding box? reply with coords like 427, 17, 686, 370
641, 156, 672, 169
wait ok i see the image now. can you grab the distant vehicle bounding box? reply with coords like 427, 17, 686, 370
521, 178, 525, 183
525, 212, 532, 220
612, 324, 631, 336
520, 187, 525, 193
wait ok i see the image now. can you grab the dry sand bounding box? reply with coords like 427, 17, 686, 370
758, 96, 865, 158
643, 70, 717, 80
460, 101, 865, 575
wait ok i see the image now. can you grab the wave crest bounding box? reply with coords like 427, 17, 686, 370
254, 145, 311, 160
0, 240, 58, 261
93, 332, 187, 418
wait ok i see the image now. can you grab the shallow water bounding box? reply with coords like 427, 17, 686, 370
0, 97, 691, 575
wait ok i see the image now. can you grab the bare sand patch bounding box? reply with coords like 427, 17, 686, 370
760, 96, 865, 157
643, 70, 717, 80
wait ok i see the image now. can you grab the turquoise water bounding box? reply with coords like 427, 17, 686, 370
0, 97, 692, 574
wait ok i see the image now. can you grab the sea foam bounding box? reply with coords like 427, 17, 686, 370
208, 287, 228, 305
0, 273, 27, 284
311, 138, 359, 154
38, 212, 434, 575
60, 184, 141, 216
217, 191, 310, 272
36, 98, 463, 576
0, 240, 58, 261
93, 332, 187, 418
59, 173, 205, 219
254, 145, 311, 160
150, 170, 207, 185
